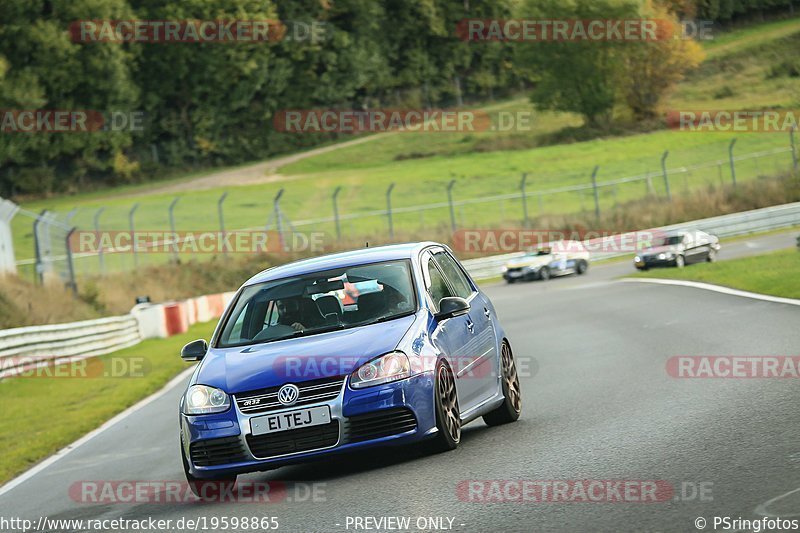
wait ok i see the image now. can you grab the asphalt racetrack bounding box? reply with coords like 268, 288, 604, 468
1, 230, 798, 532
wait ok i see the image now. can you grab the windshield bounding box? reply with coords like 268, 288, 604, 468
217, 260, 416, 348
656, 236, 684, 246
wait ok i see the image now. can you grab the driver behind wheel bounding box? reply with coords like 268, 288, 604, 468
276, 298, 325, 332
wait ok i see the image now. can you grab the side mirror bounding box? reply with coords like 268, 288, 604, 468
181, 339, 208, 362
435, 297, 470, 320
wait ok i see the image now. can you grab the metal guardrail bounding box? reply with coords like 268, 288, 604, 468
0, 315, 141, 378
462, 202, 800, 280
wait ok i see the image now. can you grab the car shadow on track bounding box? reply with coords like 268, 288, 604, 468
251, 421, 499, 483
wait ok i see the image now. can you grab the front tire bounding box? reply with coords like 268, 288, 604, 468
429, 360, 461, 452
675, 255, 685, 268
707, 250, 717, 263
576, 260, 588, 275
539, 267, 550, 281
483, 341, 522, 426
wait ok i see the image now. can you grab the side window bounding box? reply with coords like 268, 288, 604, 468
228, 303, 248, 342
433, 251, 473, 299
425, 257, 453, 310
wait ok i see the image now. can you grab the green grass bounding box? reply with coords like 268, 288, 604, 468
631, 248, 800, 299
0, 321, 215, 484
702, 17, 800, 59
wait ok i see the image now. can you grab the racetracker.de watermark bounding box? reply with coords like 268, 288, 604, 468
70, 20, 327, 43
268, 354, 538, 381
456, 480, 713, 503
69, 480, 325, 504
70, 230, 326, 255
0, 110, 144, 133
273, 109, 536, 134
667, 356, 800, 378
0, 356, 149, 380
452, 229, 664, 254
456, 19, 713, 42
667, 110, 800, 133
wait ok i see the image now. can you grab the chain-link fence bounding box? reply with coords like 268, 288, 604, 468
6, 131, 799, 287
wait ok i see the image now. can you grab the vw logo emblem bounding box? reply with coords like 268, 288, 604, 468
277, 384, 300, 406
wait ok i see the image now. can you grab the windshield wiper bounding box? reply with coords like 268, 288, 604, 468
286, 323, 346, 339
353, 311, 415, 328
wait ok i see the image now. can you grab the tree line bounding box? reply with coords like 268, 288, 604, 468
0, 0, 793, 197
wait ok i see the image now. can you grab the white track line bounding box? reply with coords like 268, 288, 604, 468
621, 278, 800, 307
0, 366, 195, 498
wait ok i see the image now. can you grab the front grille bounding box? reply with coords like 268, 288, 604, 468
506, 267, 522, 273
246, 420, 340, 459
235, 376, 345, 415
190, 436, 248, 466
346, 408, 417, 443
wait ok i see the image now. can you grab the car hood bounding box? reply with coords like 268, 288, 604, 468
640, 245, 681, 256
506, 256, 550, 269
194, 314, 417, 394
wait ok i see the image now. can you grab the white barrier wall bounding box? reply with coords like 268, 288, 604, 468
0, 290, 238, 379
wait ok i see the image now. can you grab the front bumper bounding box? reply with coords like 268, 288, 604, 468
181, 372, 437, 478
635, 256, 677, 269
503, 268, 538, 281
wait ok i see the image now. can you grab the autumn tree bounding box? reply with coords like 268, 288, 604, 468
618, 1, 705, 119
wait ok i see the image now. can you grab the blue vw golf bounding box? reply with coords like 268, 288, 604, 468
179, 242, 521, 492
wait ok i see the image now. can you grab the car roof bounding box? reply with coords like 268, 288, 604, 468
243, 242, 440, 286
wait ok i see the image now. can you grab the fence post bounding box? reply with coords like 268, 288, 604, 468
32, 209, 48, 284
791, 125, 798, 174
0, 198, 19, 275
217, 192, 228, 255
661, 151, 671, 201
93, 207, 106, 275
386, 183, 396, 240
65, 227, 77, 296
273, 189, 285, 251
332, 186, 342, 242
590, 166, 600, 220
728, 138, 737, 188
447, 179, 457, 232
520, 173, 529, 227
129, 203, 139, 268
168, 198, 180, 262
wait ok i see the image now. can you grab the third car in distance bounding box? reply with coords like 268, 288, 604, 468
634, 229, 720, 270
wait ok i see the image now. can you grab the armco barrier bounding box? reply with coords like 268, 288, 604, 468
462, 202, 800, 280
0, 291, 237, 379
0, 315, 141, 378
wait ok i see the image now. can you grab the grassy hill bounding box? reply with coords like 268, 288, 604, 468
10, 18, 800, 278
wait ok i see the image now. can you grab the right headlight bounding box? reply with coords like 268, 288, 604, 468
183, 384, 230, 415
350, 351, 412, 389
634, 255, 642, 262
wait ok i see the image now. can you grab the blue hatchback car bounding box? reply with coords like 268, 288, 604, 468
179, 242, 521, 492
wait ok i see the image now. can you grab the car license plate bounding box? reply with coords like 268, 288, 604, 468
250, 406, 331, 436
635, 260, 645, 267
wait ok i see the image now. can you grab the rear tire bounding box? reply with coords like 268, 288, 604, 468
483, 342, 522, 426
539, 267, 550, 281
576, 260, 588, 275
428, 360, 461, 453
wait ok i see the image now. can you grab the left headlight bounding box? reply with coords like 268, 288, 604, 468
350, 351, 412, 389
184, 384, 230, 415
